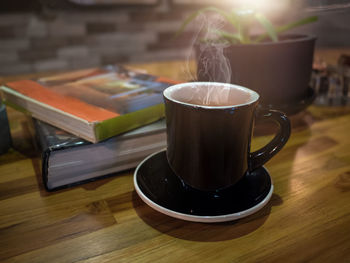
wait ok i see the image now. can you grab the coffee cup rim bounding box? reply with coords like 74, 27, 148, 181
163, 82, 259, 109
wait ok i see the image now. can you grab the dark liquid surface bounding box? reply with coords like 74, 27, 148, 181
171, 85, 253, 106
182, 96, 251, 106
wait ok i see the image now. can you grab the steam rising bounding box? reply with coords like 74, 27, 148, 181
181, 13, 235, 106
183, 13, 232, 83
196, 42, 232, 84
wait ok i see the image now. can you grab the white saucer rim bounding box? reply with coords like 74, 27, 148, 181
133, 149, 274, 223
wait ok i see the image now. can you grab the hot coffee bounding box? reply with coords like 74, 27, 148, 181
168, 83, 253, 106
163, 82, 291, 191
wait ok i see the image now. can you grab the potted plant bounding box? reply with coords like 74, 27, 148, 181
176, 7, 318, 114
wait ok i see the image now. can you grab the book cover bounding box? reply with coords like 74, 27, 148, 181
34, 118, 166, 191
1, 65, 178, 143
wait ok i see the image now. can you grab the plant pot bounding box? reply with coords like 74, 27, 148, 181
196, 34, 316, 112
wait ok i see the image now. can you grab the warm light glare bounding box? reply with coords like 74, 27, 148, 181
237, 0, 272, 10
232, 0, 292, 16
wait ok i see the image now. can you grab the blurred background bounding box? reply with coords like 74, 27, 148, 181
0, 0, 349, 76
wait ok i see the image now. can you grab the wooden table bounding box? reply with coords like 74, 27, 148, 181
1, 51, 350, 262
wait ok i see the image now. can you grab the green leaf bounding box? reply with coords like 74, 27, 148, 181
233, 9, 255, 44
255, 16, 318, 43
174, 7, 238, 39
211, 29, 243, 44
254, 13, 278, 42
276, 15, 318, 34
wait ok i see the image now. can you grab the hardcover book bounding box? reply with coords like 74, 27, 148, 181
1, 65, 177, 143
34, 118, 166, 191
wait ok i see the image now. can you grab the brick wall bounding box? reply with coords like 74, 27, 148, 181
0, 1, 349, 76
0, 1, 198, 75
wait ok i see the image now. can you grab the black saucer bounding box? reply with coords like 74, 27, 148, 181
260, 87, 316, 115
134, 150, 273, 223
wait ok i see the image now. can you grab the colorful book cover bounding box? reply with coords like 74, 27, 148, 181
1, 65, 178, 143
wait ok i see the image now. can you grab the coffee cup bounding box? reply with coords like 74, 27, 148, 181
163, 82, 290, 191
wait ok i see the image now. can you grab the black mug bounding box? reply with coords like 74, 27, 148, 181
163, 82, 291, 191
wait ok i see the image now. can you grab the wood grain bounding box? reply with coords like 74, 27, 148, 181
1, 53, 350, 262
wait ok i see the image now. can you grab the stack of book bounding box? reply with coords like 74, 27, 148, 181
1, 65, 177, 191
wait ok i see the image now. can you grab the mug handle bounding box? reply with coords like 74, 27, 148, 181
249, 109, 291, 171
